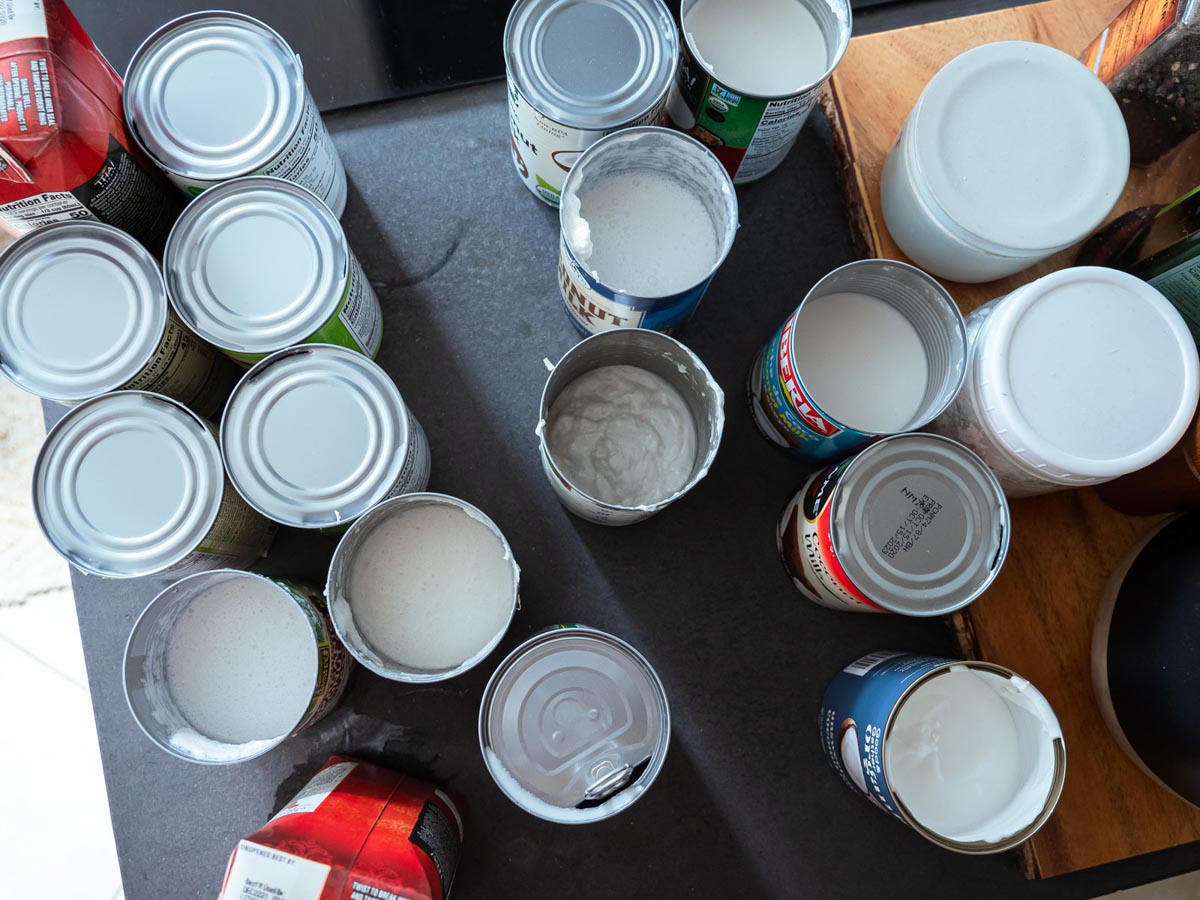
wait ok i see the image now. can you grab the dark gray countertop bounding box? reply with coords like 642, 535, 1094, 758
63, 80, 1200, 900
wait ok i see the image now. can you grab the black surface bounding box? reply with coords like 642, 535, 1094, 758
54, 0, 1200, 898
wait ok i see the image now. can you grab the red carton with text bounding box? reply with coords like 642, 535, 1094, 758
219, 757, 464, 900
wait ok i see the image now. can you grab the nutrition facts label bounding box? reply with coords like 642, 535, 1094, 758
261, 96, 343, 206
338, 258, 383, 356
741, 92, 819, 181
383, 412, 432, 499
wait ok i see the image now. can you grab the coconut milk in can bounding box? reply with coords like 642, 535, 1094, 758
124, 11, 348, 215
504, 0, 678, 206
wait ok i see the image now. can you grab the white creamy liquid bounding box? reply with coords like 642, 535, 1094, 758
792, 291, 929, 433
570, 169, 719, 297
165, 578, 317, 745
686, 0, 829, 97
885, 670, 1022, 839
349, 505, 514, 671
546, 365, 698, 507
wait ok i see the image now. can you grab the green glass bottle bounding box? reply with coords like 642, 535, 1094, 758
1131, 184, 1200, 343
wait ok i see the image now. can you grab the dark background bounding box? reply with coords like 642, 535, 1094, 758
56, 1, 1200, 899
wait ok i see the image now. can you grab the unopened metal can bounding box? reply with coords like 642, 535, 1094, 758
666, 0, 852, 183
124, 11, 347, 215
820, 652, 1065, 852
749, 259, 966, 464
123, 570, 353, 765
221, 345, 431, 530
164, 177, 381, 365
327, 493, 520, 682
538, 328, 724, 525
0, 221, 236, 419
779, 433, 1008, 615
558, 127, 738, 334
33, 392, 277, 578
504, 0, 678, 206
480, 625, 670, 823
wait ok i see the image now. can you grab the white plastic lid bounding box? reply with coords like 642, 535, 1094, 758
976, 268, 1200, 480
0, 222, 168, 402
911, 41, 1129, 253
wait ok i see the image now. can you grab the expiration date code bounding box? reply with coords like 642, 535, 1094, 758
880, 489, 942, 559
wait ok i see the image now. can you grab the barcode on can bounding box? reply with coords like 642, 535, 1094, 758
843, 651, 905, 677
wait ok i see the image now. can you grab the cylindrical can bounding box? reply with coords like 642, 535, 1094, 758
1096, 411, 1200, 515
503, 0, 678, 206
665, 0, 852, 183
880, 42, 1128, 283
33, 391, 277, 578
221, 345, 429, 530
1092, 514, 1200, 809
124, 11, 347, 215
164, 176, 382, 365
820, 652, 1066, 852
0, 221, 236, 419
479, 624, 670, 824
749, 259, 966, 464
327, 493, 520, 682
538, 328, 725, 525
933, 267, 1200, 498
123, 570, 353, 765
557, 126, 738, 334
779, 433, 1009, 615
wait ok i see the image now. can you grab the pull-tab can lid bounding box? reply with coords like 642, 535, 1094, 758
479, 624, 670, 823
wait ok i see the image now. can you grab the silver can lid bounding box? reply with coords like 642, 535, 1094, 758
33, 392, 224, 578
164, 176, 348, 355
221, 344, 411, 529
479, 625, 670, 823
124, 11, 306, 181
832, 433, 1010, 615
504, 0, 678, 130
0, 222, 168, 403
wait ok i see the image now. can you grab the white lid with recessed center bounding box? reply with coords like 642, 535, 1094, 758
33, 392, 224, 577
975, 267, 1200, 481
911, 41, 1129, 253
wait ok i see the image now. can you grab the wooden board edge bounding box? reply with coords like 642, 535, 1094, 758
818, 82, 877, 260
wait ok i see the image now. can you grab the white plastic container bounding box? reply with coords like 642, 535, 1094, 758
880, 41, 1129, 283
933, 267, 1200, 498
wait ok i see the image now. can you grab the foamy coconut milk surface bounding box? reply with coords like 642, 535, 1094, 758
566, 169, 719, 297
792, 291, 929, 433
686, 0, 829, 96
349, 505, 515, 671
165, 578, 317, 745
546, 364, 698, 507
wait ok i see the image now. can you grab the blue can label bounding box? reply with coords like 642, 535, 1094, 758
557, 236, 711, 335
819, 652, 955, 824
748, 307, 876, 463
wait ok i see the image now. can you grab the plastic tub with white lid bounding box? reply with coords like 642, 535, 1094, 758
932, 267, 1200, 498
880, 41, 1129, 283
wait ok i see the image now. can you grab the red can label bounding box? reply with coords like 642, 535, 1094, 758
778, 460, 885, 613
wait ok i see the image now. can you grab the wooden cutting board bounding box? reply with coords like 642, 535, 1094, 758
820, 0, 1200, 880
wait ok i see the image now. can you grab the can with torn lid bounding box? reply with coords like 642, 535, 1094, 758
124, 10, 347, 214
33, 391, 277, 578
164, 176, 382, 365
538, 328, 724, 526
820, 652, 1066, 853
666, 0, 852, 183
557, 126, 737, 334
123, 570, 352, 765
480, 624, 670, 823
504, 0, 679, 206
326, 493, 520, 683
0, 221, 236, 419
221, 345, 430, 530
778, 433, 1010, 615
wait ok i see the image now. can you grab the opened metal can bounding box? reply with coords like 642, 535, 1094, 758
480, 625, 670, 823
124, 10, 347, 214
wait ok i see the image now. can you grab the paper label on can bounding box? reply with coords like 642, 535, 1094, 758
819, 653, 954, 823
1147, 256, 1200, 344
665, 41, 817, 183
779, 463, 884, 612
0, 192, 92, 232
118, 310, 235, 421
222, 841, 331, 900
508, 77, 668, 206
190, 479, 278, 566
277, 579, 353, 732
557, 236, 710, 335
382, 410, 433, 501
